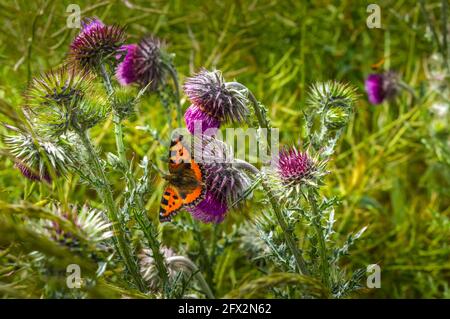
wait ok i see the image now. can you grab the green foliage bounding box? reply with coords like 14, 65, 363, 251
0, 0, 449, 299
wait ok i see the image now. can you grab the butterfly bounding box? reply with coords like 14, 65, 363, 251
159, 135, 205, 222
371, 57, 387, 70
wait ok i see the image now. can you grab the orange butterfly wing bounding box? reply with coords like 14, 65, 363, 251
159, 186, 184, 222
159, 135, 205, 222
182, 159, 203, 207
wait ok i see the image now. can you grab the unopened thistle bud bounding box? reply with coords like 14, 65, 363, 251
4, 130, 73, 183
111, 86, 138, 120
44, 204, 113, 250
324, 106, 350, 130
25, 67, 109, 135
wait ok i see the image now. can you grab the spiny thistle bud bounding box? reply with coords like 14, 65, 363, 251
324, 106, 350, 130
116, 36, 168, 91
307, 81, 357, 152
4, 129, 73, 183
44, 204, 113, 250
70, 18, 126, 70
308, 81, 357, 112
25, 67, 109, 135
365, 71, 399, 105
183, 69, 249, 134
111, 86, 138, 120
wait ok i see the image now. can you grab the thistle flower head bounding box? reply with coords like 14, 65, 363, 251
81, 18, 104, 34
70, 18, 126, 70
45, 204, 113, 249
196, 136, 251, 203
186, 136, 251, 223
25, 67, 108, 135
4, 129, 73, 183
267, 146, 326, 200
365, 71, 399, 105
116, 36, 167, 91
183, 69, 249, 123
186, 191, 228, 223
115, 44, 138, 85
277, 147, 315, 185
133, 36, 165, 90
184, 104, 221, 135
204, 161, 251, 206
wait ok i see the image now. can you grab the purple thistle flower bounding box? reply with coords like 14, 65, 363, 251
116, 44, 138, 85
81, 18, 104, 34
193, 136, 251, 205
365, 74, 384, 104
277, 147, 315, 186
184, 136, 251, 223
186, 191, 228, 224
184, 104, 221, 136
183, 69, 249, 124
203, 161, 251, 205
133, 36, 166, 90
365, 71, 399, 105
70, 18, 126, 69
115, 36, 166, 91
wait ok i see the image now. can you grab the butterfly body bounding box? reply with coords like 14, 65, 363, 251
159, 135, 205, 222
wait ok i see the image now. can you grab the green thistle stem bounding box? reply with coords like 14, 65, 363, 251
133, 211, 170, 295
77, 129, 146, 292
227, 82, 271, 150
308, 192, 331, 290
230, 83, 308, 275
398, 81, 418, 100
99, 64, 128, 169
191, 221, 215, 293
163, 62, 183, 128
262, 181, 309, 276
99, 63, 169, 294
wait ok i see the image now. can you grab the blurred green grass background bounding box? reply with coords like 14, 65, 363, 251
0, 0, 449, 298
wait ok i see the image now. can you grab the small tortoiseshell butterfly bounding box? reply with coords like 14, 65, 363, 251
159, 135, 205, 222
